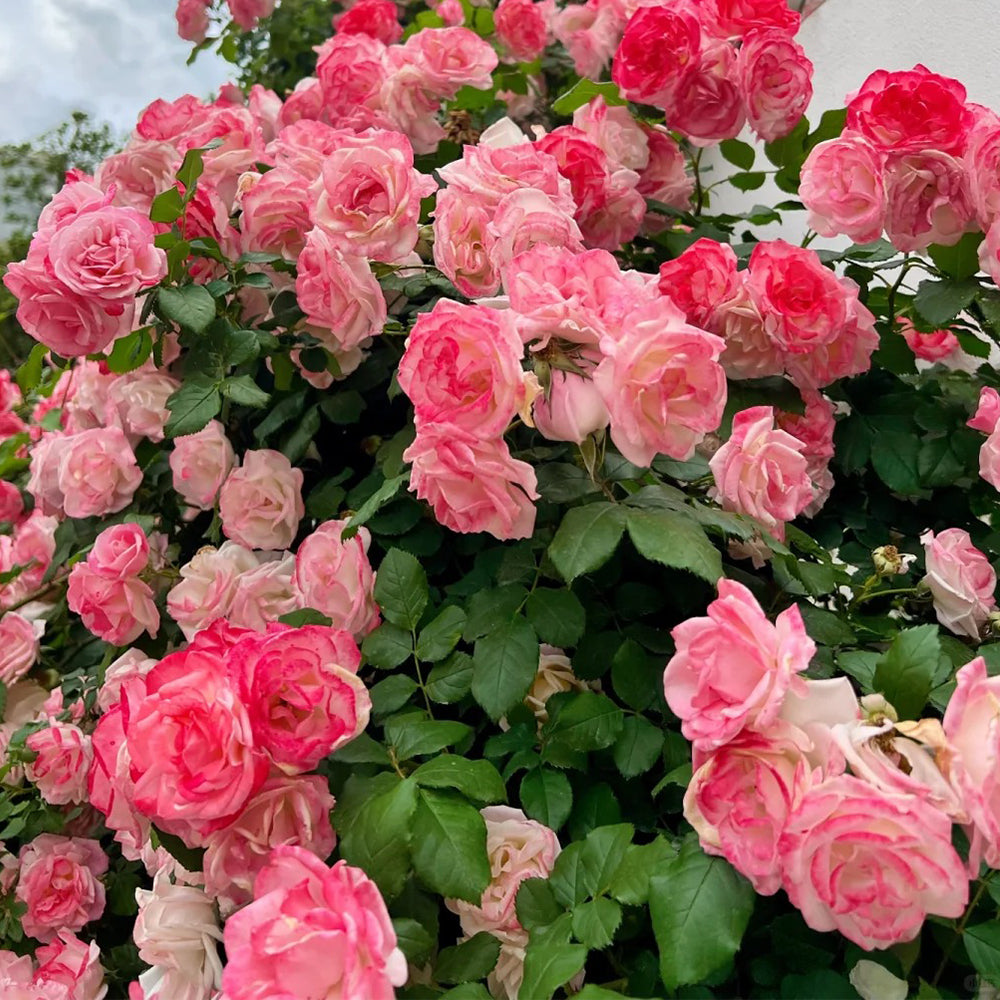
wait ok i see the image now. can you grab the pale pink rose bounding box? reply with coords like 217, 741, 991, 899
534, 371, 610, 444
248, 85, 282, 143
637, 126, 694, 224
126, 642, 268, 845
219, 449, 304, 551
0, 482, 23, 525
16, 835, 108, 942
593, 296, 726, 467
398, 300, 525, 436
658, 238, 741, 330
169, 420, 236, 511
967, 114, 1000, 228
294, 229, 387, 351
68, 563, 159, 645
33, 930, 106, 1000
978, 217, 1000, 290
663, 578, 814, 750
228, 552, 299, 632
969, 386, 1000, 434
0, 948, 33, 991
685, 720, 828, 895
134, 871, 223, 999
293, 520, 380, 638
553, 1, 621, 80
167, 542, 259, 639
670, 40, 745, 146
943, 657, 1000, 869
226, 0, 275, 30
88, 523, 150, 578
405, 427, 539, 541
488, 188, 584, 272
402, 27, 498, 98
203, 774, 336, 912
432, 190, 500, 298
0, 511, 57, 609
375, 64, 445, 155
228, 624, 369, 773
434, 0, 465, 25
921, 528, 997, 639
779, 774, 967, 950
221, 847, 407, 1000
883, 150, 973, 253
899, 317, 960, 363
109, 371, 179, 444
98, 649, 157, 713
574, 97, 649, 172
718, 291, 787, 385
57, 427, 143, 518
26, 723, 93, 806
238, 168, 312, 260
612, 4, 700, 108
310, 130, 436, 263
494, 0, 550, 61
448, 806, 560, 935
737, 28, 812, 142
96, 137, 181, 214
799, 134, 886, 244
278, 77, 327, 129
0, 612, 43, 685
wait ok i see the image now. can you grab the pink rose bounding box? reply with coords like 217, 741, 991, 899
228, 552, 299, 632
167, 542, 260, 639
16, 835, 108, 942
98, 648, 157, 713
203, 774, 336, 911
176, 0, 211, 41
405, 427, 539, 541
495, 0, 550, 61
658, 237, 740, 329
535, 127, 613, 219
685, 720, 826, 895
228, 624, 370, 773
95, 138, 182, 215
670, 40, 746, 146
447, 806, 560, 935
68, 563, 160, 645
126, 644, 268, 844
710, 406, 815, 539
706, 0, 799, 36
779, 774, 967, 950
0, 482, 23, 526
968, 386, 1000, 434
293, 520, 380, 638
664, 579, 813, 751
294, 228, 387, 351
226, 0, 276, 30
799, 135, 886, 244
169, 420, 236, 512
737, 28, 812, 142
775, 391, 836, 516
109, 370, 179, 443
219, 449, 304, 551
432, 189, 501, 298
574, 97, 650, 173
89, 522, 150, 577
221, 847, 407, 1000
0, 612, 43, 685
920, 528, 997, 639
238, 167, 312, 260
314, 35, 388, 121
488, 188, 585, 272
534, 371, 610, 444
593, 295, 727, 467
637, 126, 694, 222
553, 2, 620, 79
33, 930, 106, 1000
310, 130, 436, 263
26, 723, 93, 806
401, 27, 498, 98
0, 511, 57, 608
845, 64, 972, 156
943, 657, 1000, 869
967, 113, 1000, 228
979, 218, 1000, 290
883, 150, 973, 252
612, 5, 701, 108
334, 0, 402, 43
899, 317, 959, 362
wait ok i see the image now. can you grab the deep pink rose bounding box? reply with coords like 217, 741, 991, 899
219, 449, 304, 551
16, 835, 108, 943
670, 40, 746, 146
899, 317, 959, 362
779, 774, 967, 950
535, 126, 613, 218
593, 295, 726, 467
883, 150, 973, 252
405, 427, 539, 540
170, 420, 237, 510
26, 723, 93, 806
0, 612, 43, 685
314, 35, 388, 120
658, 237, 741, 329
705, 0, 799, 36
68, 563, 160, 645
737, 28, 812, 142
221, 847, 407, 1000
334, 0, 402, 43
495, 0, 550, 61
293, 520, 380, 638
636, 126, 694, 222
612, 5, 701, 108
432, 189, 501, 298
203, 774, 336, 911
663, 579, 813, 750
921, 528, 997, 639
33, 930, 106, 1000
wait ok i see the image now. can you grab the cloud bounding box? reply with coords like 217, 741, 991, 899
1, 0, 231, 142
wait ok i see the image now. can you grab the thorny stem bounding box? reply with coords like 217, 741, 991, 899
692, 147, 705, 215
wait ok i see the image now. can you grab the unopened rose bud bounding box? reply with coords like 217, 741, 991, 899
860, 693, 898, 723
872, 545, 904, 577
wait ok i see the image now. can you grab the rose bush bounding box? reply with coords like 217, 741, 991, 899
2, 0, 1000, 997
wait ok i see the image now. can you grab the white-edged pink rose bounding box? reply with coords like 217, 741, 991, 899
228, 551, 299, 632
33, 929, 106, 1000
737, 28, 812, 142
921, 528, 997, 639
25, 723, 93, 806
0, 612, 44, 685
170, 420, 237, 511
167, 541, 259, 639
219, 449, 304, 551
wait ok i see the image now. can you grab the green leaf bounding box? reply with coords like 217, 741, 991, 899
416, 606, 467, 662
607, 838, 677, 905
964, 922, 1000, 986
720, 139, 755, 170
393, 917, 435, 966
872, 624, 941, 720
551, 79, 625, 116
464, 584, 528, 641
152, 826, 205, 873
612, 715, 664, 778
413, 756, 506, 805
411, 789, 490, 904
328, 731, 391, 765
277, 608, 332, 627
436, 932, 501, 985
471, 616, 539, 720
384, 716, 473, 760
870, 429, 921, 494
917, 436, 966, 488
650, 839, 755, 991
581, 824, 633, 896
105, 327, 153, 374
157, 284, 217, 333
370, 675, 419, 716
928, 231, 984, 281
440, 986, 491, 1000
362, 622, 413, 669
164, 374, 221, 438
517, 878, 565, 931
626, 509, 723, 584
220, 374, 269, 408
16, 343, 47, 394
572, 897, 622, 950
520, 941, 587, 1000
543, 692, 624, 753
426, 652, 474, 704
913, 278, 980, 326
729, 171, 767, 191
149, 186, 184, 223
611, 638, 658, 711
374, 548, 429, 630
575, 988, 632, 1000
549, 843, 591, 907
525, 588, 586, 648
549, 503, 627, 583
176, 144, 210, 195
342, 475, 408, 540
520, 768, 573, 830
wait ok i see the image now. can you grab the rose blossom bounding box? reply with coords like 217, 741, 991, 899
637, 126, 694, 219
0, 612, 44, 685
175, 0, 211, 41
169, 420, 236, 511
612, 5, 701, 108
334, 0, 402, 43
883, 150, 973, 252
737, 29, 812, 142
574, 97, 649, 173
671, 40, 746, 146
16, 835, 108, 942
25, 723, 93, 806
405, 427, 539, 541
980, 218, 1000, 291
658, 238, 741, 329
219, 449, 304, 551
68, 563, 160, 646
228, 624, 370, 773
238, 167, 312, 260
109, 370, 179, 443
167, 541, 260, 639
293, 520, 380, 638
488, 188, 584, 272
33, 930, 106, 1000
779, 774, 967, 950
0, 481, 22, 525
968, 386, 1000, 434
920, 528, 997, 639
402, 26, 498, 98
898, 317, 959, 362
98, 649, 157, 713
432, 189, 500, 298
494, 0, 550, 61
203, 774, 336, 911
707, 0, 800, 35
227, 551, 299, 632
221, 846, 407, 1000
533, 371, 610, 445
710, 405, 815, 539
663, 579, 814, 751
89, 523, 150, 578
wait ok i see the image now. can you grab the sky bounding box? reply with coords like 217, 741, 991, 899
0, 0, 231, 145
